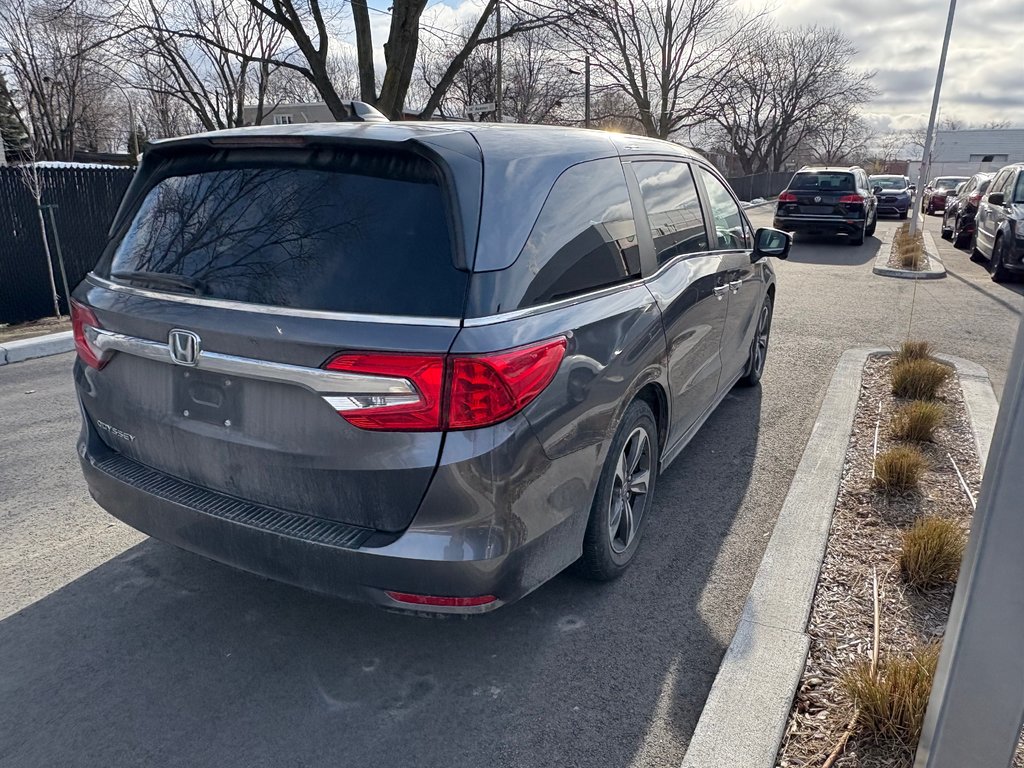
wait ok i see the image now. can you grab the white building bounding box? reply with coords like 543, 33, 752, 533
909, 128, 1024, 181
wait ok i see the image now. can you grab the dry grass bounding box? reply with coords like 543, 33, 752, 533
842, 643, 941, 746
900, 516, 966, 588
892, 223, 926, 270
891, 359, 952, 401
891, 401, 945, 442
874, 446, 928, 495
895, 341, 933, 365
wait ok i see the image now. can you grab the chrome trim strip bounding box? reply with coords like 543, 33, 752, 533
462, 279, 645, 327
87, 274, 462, 328
774, 214, 857, 221
89, 328, 416, 396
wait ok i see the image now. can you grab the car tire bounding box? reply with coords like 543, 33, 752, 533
970, 229, 984, 262
865, 212, 877, 237
576, 399, 659, 581
737, 294, 773, 388
991, 235, 1012, 283
849, 222, 865, 246
952, 217, 967, 248
941, 211, 953, 239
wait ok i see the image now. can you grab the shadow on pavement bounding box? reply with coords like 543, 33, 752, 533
0, 389, 764, 768
784, 233, 881, 266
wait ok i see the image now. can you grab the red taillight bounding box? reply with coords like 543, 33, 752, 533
324, 352, 445, 431
777, 191, 797, 203
70, 300, 106, 369
969, 193, 981, 205
324, 337, 567, 432
839, 194, 865, 204
385, 591, 497, 608
448, 338, 567, 430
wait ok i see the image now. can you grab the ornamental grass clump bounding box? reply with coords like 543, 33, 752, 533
891, 359, 952, 400
842, 643, 940, 745
900, 516, 966, 589
891, 400, 945, 442
874, 446, 927, 495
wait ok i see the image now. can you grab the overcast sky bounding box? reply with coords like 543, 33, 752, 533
361, 0, 1024, 131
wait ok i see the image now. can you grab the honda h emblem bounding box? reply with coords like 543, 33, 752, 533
168, 329, 201, 366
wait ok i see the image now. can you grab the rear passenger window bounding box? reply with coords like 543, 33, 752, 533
697, 167, 751, 251
632, 161, 709, 265
516, 159, 640, 307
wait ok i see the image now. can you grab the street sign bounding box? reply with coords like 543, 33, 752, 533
465, 102, 496, 115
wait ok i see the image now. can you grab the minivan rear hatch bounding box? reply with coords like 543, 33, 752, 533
74, 137, 478, 533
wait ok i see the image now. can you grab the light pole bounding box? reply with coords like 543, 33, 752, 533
567, 56, 592, 129
910, 0, 957, 237
494, 0, 502, 123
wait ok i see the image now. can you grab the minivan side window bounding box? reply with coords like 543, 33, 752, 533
516, 159, 640, 308
697, 166, 751, 251
632, 160, 709, 265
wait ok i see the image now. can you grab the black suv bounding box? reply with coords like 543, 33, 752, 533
71, 121, 791, 613
773, 166, 878, 245
941, 172, 994, 247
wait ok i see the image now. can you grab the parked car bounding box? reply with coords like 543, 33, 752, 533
70, 121, 791, 614
869, 174, 913, 219
773, 166, 878, 245
920, 176, 969, 215
972, 163, 1024, 282
941, 172, 994, 247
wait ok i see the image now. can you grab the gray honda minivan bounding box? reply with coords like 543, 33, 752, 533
72, 120, 790, 614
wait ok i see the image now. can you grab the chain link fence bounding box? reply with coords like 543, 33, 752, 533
726, 171, 793, 203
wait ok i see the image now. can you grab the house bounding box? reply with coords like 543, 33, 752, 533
909, 128, 1024, 181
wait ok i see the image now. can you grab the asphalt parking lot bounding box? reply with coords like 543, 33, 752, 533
1, 212, 1021, 768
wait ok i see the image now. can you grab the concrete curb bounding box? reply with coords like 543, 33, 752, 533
873, 230, 946, 279
0, 331, 75, 366
680, 348, 997, 768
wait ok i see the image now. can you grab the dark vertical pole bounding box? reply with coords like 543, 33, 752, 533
44, 204, 71, 314
494, 0, 502, 123
584, 54, 591, 129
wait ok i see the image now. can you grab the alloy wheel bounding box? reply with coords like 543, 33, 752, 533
608, 427, 652, 554
752, 302, 772, 376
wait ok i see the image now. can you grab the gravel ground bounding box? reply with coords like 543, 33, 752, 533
775, 354, 980, 767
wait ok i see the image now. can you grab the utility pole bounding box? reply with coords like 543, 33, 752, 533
914, 316, 1024, 767
584, 54, 591, 129
494, 0, 502, 123
910, 0, 957, 237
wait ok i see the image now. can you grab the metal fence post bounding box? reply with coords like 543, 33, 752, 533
42, 204, 71, 315
914, 317, 1024, 767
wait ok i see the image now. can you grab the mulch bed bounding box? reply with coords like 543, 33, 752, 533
0, 316, 70, 343
774, 354, 980, 767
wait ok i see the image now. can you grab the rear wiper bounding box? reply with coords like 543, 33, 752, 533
111, 270, 207, 294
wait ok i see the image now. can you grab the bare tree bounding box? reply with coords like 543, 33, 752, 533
15, 142, 62, 317
417, 13, 574, 123
557, 0, 740, 139
0, 0, 112, 160
810, 106, 872, 166
703, 24, 875, 173
119, 0, 286, 131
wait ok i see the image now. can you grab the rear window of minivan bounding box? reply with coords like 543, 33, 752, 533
99, 148, 467, 318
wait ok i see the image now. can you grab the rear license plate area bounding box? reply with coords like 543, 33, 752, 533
804, 205, 833, 215
173, 369, 241, 427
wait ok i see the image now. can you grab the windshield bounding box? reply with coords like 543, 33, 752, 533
102, 150, 467, 317
935, 177, 968, 188
789, 172, 855, 192
870, 177, 907, 190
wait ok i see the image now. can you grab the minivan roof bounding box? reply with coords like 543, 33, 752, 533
144, 123, 703, 272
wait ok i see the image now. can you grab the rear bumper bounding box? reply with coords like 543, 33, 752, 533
773, 215, 864, 236
78, 415, 590, 614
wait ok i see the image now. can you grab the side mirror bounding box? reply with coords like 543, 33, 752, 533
872, 186, 883, 195
988, 192, 1005, 206
753, 227, 791, 261
909, 184, 917, 192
